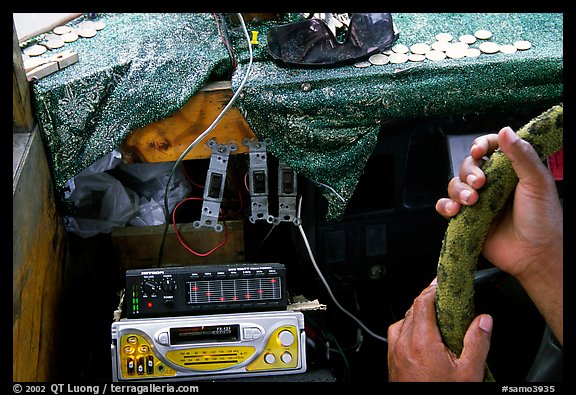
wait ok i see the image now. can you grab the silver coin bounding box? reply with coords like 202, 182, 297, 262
514, 40, 532, 50
369, 53, 389, 65
76, 27, 97, 38
353, 60, 372, 68
499, 44, 517, 54
425, 50, 446, 61
382, 49, 393, 55
78, 20, 96, 30
459, 34, 477, 44
479, 41, 500, 54
410, 43, 431, 55
435, 32, 453, 42
431, 40, 451, 52
53, 25, 72, 35
392, 43, 409, 54
389, 52, 408, 64
446, 46, 467, 59
43, 33, 60, 41
465, 48, 481, 58
23, 44, 47, 56
408, 53, 426, 62
45, 37, 65, 49
474, 29, 492, 40
449, 41, 469, 51
93, 21, 106, 30
61, 32, 79, 43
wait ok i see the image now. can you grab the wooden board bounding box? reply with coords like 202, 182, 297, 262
13, 130, 66, 381
120, 81, 256, 163
111, 220, 246, 271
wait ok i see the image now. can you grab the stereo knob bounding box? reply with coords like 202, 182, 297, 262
162, 279, 175, 293
277, 330, 295, 347
141, 280, 157, 294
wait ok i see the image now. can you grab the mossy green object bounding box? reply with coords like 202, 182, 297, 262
435, 104, 563, 381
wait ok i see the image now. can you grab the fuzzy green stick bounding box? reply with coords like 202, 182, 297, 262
435, 104, 563, 381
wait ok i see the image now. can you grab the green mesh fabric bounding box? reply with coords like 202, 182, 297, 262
28, 13, 231, 211
230, 13, 563, 220
27, 13, 562, 220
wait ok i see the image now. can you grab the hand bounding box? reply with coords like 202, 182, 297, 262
436, 126, 562, 279
387, 279, 493, 382
435, 126, 563, 344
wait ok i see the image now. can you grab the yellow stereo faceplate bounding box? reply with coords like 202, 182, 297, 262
166, 346, 256, 371
120, 334, 176, 378
246, 325, 299, 371
119, 324, 300, 377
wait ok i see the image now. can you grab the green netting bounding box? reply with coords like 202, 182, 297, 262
27, 13, 562, 220
230, 13, 563, 220
28, 13, 231, 211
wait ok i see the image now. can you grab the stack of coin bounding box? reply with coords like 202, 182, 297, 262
347, 27, 533, 69
368, 53, 389, 65
21, 18, 107, 62
43, 33, 65, 50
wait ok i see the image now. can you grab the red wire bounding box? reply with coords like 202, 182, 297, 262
180, 163, 205, 190
171, 197, 230, 257
213, 13, 237, 72
243, 172, 249, 192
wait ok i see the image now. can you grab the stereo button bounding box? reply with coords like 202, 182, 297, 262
243, 327, 262, 340
157, 332, 169, 345
136, 356, 145, 375
264, 353, 276, 364
146, 356, 154, 374
277, 330, 295, 347
281, 351, 293, 364
123, 345, 135, 354
127, 357, 135, 375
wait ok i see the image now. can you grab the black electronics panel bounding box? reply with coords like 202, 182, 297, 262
125, 263, 287, 318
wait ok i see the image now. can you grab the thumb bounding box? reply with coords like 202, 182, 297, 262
459, 314, 493, 371
497, 126, 551, 185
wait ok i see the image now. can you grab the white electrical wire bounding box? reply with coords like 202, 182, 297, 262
311, 180, 346, 203
296, 196, 388, 343
170, 13, 253, 173
157, 13, 254, 265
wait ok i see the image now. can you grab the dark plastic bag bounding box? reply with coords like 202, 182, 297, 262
267, 13, 399, 67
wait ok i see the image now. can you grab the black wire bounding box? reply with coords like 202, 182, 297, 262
215, 13, 237, 79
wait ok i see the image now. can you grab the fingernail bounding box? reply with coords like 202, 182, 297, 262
460, 189, 471, 203
502, 126, 518, 143
470, 144, 477, 155
479, 315, 493, 333
467, 174, 477, 187
430, 277, 437, 286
